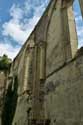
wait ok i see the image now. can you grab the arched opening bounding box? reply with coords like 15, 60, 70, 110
73, 0, 83, 48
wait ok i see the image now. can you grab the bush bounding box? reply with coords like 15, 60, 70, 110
0, 54, 12, 71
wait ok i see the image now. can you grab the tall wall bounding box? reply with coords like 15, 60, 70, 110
45, 50, 83, 125
0, 0, 83, 125
0, 71, 6, 125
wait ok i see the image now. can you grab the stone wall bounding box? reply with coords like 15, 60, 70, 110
45, 51, 83, 125
11, 51, 83, 125
0, 71, 6, 124
0, 0, 83, 125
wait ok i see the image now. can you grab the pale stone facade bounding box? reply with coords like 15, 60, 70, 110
0, 0, 83, 125
0, 71, 6, 124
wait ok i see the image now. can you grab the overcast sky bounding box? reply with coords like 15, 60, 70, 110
0, 0, 83, 59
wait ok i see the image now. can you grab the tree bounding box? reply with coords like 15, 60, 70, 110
0, 54, 12, 71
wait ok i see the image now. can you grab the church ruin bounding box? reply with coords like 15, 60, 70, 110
0, 0, 83, 124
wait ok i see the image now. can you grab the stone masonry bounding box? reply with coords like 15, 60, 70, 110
0, 0, 83, 125
0, 71, 6, 125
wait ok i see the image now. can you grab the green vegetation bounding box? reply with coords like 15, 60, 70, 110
0, 54, 12, 71
2, 75, 18, 125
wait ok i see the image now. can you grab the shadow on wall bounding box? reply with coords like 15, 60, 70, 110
1, 75, 18, 125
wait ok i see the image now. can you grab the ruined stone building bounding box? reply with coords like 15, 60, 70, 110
0, 0, 83, 124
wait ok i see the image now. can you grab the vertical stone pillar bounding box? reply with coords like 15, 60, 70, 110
23, 52, 31, 92
39, 42, 46, 122
56, 0, 73, 62
56, 0, 77, 60
79, 0, 83, 18
55, 0, 69, 63
61, 6, 72, 62
23, 43, 34, 93
32, 41, 46, 124
67, 5, 78, 58
55, 0, 75, 63
32, 44, 40, 120
39, 42, 46, 80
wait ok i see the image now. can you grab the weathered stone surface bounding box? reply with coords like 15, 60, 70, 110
0, 71, 6, 123
45, 54, 83, 124
0, 0, 83, 125
12, 94, 32, 125
46, 1, 78, 76
67, 6, 78, 58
